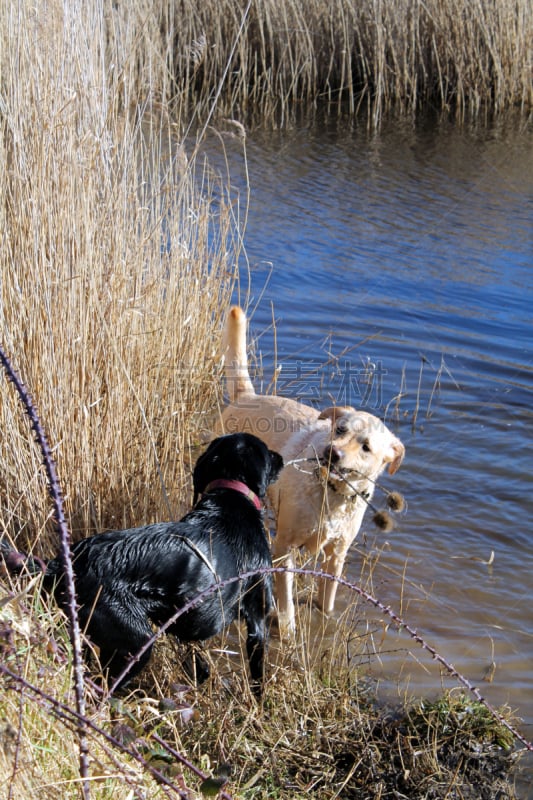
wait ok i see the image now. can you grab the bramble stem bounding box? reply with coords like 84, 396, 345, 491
0, 345, 91, 799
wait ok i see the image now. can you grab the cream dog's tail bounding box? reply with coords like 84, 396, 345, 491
223, 306, 256, 401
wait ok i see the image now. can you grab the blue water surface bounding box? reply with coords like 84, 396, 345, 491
205, 118, 533, 778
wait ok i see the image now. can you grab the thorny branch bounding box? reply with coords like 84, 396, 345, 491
0, 663, 200, 800
0, 344, 91, 799
107, 566, 533, 754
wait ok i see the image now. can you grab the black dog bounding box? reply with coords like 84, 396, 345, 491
1, 433, 283, 694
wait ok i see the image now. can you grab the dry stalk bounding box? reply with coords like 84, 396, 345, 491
0, 346, 91, 799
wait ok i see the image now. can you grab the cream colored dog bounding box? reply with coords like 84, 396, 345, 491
220, 306, 405, 632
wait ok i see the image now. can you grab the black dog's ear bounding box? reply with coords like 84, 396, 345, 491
255, 448, 284, 498
268, 450, 284, 485
192, 437, 223, 502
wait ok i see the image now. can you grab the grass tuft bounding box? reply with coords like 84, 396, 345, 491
1, 588, 523, 798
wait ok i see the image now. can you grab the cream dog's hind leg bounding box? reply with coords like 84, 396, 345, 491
272, 548, 297, 632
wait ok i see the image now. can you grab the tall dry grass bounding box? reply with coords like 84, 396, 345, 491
109, 0, 531, 127
0, 1, 243, 553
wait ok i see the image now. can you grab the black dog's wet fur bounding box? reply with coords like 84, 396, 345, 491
2, 433, 283, 695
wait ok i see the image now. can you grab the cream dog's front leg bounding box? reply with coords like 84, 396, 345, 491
315, 538, 352, 614
273, 549, 296, 633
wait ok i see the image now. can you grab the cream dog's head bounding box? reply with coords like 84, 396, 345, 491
306, 406, 404, 498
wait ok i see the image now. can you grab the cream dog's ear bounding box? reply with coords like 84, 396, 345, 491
385, 438, 405, 475
318, 406, 354, 424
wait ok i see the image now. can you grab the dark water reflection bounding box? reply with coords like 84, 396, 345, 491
205, 118, 532, 785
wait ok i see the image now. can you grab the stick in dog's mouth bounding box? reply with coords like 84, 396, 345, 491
318, 463, 371, 499
285, 456, 405, 531
321, 462, 364, 481
287, 455, 370, 492
336, 472, 406, 532
313, 459, 406, 533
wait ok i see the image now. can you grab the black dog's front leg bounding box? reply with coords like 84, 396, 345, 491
181, 645, 211, 685
246, 604, 268, 699
245, 619, 268, 698
243, 576, 273, 697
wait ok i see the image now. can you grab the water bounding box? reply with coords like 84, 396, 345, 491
207, 117, 532, 786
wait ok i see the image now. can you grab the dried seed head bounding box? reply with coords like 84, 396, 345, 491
319, 466, 329, 482
373, 510, 394, 532
386, 491, 405, 512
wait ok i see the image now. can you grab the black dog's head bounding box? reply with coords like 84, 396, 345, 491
193, 433, 283, 503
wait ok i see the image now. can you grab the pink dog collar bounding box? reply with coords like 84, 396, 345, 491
203, 479, 262, 511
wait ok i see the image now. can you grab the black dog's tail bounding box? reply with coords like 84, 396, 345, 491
0, 538, 46, 576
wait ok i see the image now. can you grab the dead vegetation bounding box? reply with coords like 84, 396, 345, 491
106, 0, 531, 128
0, 581, 524, 799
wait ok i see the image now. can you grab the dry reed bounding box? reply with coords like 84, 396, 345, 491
0, 0, 241, 553
120, 0, 531, 127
